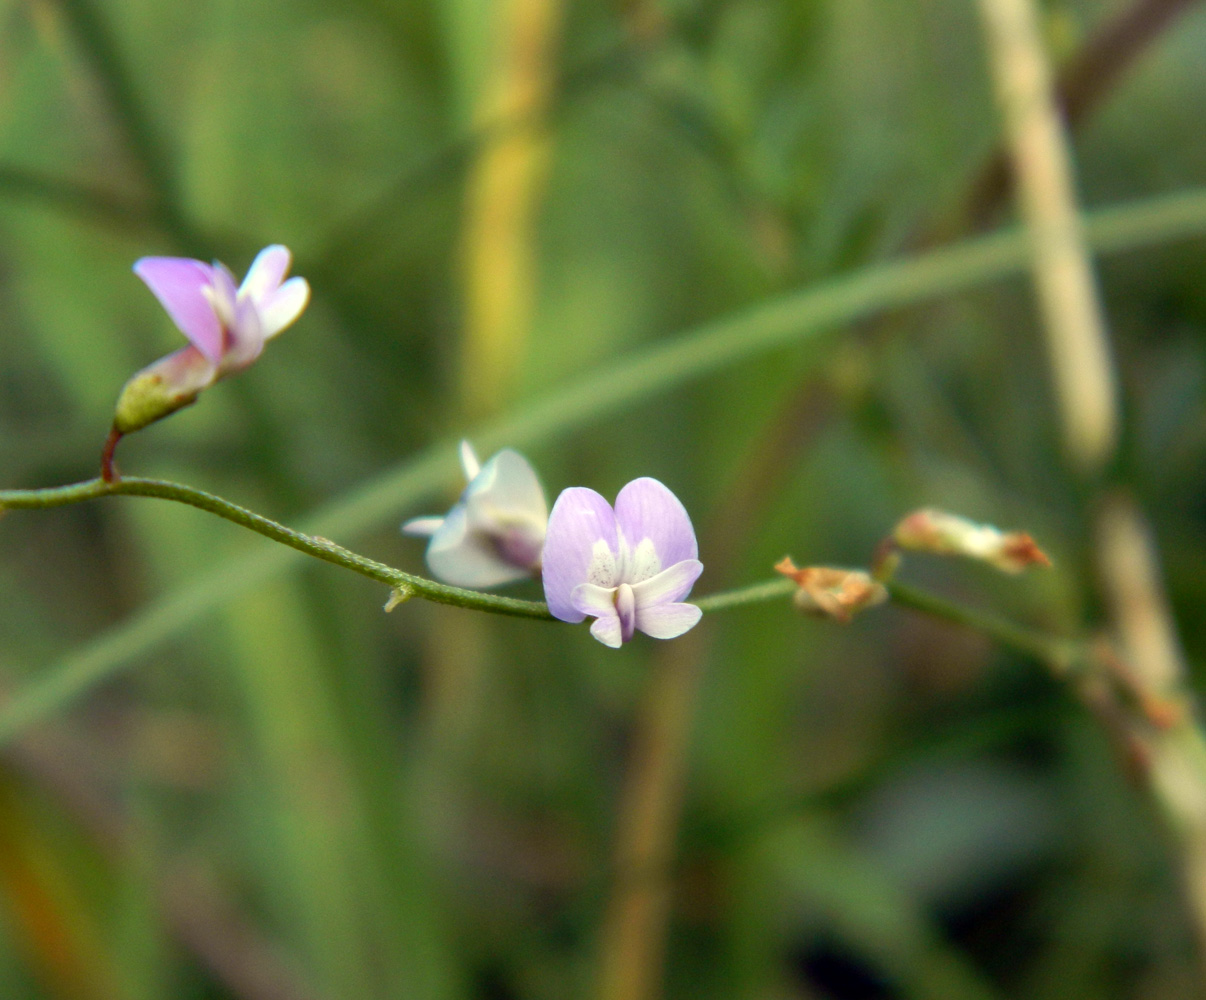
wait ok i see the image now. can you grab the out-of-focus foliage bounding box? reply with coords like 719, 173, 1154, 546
1, 0, 1205, 997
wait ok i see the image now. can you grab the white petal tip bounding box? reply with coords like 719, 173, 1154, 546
459, 440, 482, 481
636, 602, 702, 640
402, 516, 444, 536
589, 616, 625, 648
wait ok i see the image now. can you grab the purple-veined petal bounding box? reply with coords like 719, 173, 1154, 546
570, 582, 617, 619
402, 516, 444, 537
614, 478, 698, 577
134, 257, 223, 363
426, 503, 532, 588
257, 276, 310, 339
589, 615, 623, 648
239, 245, 291, 302
542, 487, 619, 622
635, 602, 702, 640
631, 558, 703, 609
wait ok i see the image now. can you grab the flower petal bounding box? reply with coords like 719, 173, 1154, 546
613, 478, 698, 578
200, 264, 239, 348
238, 245, 291, 303
465, 449, 547, 525
635, 602, 702, 640
427, 504, 532, 588
217, 295, 264, 376
631, 558, 703, 608
257, 276, 310, 339
542, 487, 618, 622
570, 582, 618, 618
134, 257, 223, 363
402, 516, 444, 537
459, 440, 481, 481
589, 615, 624, 648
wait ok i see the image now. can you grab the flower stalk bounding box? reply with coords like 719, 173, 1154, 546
0, 477, 552, 620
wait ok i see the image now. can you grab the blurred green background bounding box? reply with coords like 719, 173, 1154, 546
2, 0, 1206, 997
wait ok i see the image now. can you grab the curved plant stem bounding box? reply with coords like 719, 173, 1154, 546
0, 477, 555, 621
884, 580, 1079, 672
4, 476, 1090, 658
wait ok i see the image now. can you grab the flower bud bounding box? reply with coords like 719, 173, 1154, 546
891, 509, 1051, 573
774, 558, 888, 624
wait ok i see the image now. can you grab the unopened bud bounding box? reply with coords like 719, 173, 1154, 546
774, 558, 888, 624
892, 509, 1051, 574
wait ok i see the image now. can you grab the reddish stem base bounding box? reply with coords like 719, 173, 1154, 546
100, 427, 123, 483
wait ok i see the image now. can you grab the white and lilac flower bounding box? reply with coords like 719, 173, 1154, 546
403, 441, 548, 588
542, 478, 703, 648
114, 246, 309, 434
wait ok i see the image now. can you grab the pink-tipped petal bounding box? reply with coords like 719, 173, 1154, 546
239, 245, 292, 302
631, 558, 703, 608
257, 276, 310, 339
134, 257, 223, 363
402, 516, 444, 537
542, 487, 618, 622
589, 615, 624, 648
614, 478, 698, 570
635, 602, 702, 640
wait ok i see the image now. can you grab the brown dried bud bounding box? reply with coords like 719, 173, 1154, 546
892, 509, 1051, 574
774, 558, 888, 624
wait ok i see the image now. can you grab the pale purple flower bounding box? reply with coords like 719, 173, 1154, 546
403, 441, 548, 588
542, 478, 703, 648
113, 246, 309, 434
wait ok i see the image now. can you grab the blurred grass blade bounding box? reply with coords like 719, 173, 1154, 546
0, 777, 131, 999
51, 0, 186, 238
1, 186, 1206, 743
748, 819, 1006, 1000
458, 0, 561, 417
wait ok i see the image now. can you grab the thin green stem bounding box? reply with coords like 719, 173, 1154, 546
0, 480, 805, 625
693, 578, 796, 613
0, 471, 1092, 754
885, 580, 1080, 672
3, 471, 1089, 661
1, 477, 554, 621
